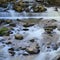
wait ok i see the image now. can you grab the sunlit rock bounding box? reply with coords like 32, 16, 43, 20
33, 5, 47, 12
15, 34, 24, 40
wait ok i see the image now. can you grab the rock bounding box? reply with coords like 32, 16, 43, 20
0, 20, 5, 25
19, 46, 26, 50
26, 47, 40, 54
0, 27, 9, 36
29, 39, 35, 42
23, 29, 29, 31
25, 8, 30, 12
5, 20, 12, 24
44, 27, 53, 34
8, 48, 14, 51
15, 34, 23, 40
0, 0, 16, 8
6, 41, 12, 45
33, 5, 47, 12
9, 23, 16, 27
9, 51, 15, 56
13, 1, 24, 12
44, 26, 57, 34
23, 23, 34, 27
57, 57, 60, 60
25, 42, 40, 54
47, 0, 60, 6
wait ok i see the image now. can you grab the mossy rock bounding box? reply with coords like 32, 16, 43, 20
0, 27, 9, 36
5, 20, 12, 24
33, 5, 47, 12
13, 1, 24, 12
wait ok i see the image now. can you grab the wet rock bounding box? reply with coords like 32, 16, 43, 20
44, 27, 53, 34
5, 20, 12, 24
26, 47, 40, 54
26, 42, 40, 54
9, 23, 16, 27
15, 34, 23, 40
0, 20, 5, 25
0, 27, 10, 36
44, 26, 57, 34
6, 41, 12, 45
19, 46, 26, 50
9, 51, 15, 56
57, 57, 60, 60
23, 29, 29, 31
8, 48, 14, 51
25, 8, 30, 12
0, 0, 16, 8
33, 5, 47, 12
47, 0, 60, 6
29, 39, 35, 42
23, 23, 34, 27
7, 30, 13, 34
13, 1, 24, 12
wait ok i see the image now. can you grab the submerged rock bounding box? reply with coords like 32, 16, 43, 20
15, 34, 23, 40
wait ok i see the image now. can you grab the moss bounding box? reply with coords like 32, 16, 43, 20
0, 27, 9, 36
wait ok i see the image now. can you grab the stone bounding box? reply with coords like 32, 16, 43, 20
47, 0, 60, 6
6, 41, 12, 45
23, 29, 29, 31
25, 42, 40, 54
33, 5, 47, 12
57, 57, 60, 60
44, 25, 57, 34
29, 39, 35, 42
0, 27, 9, 36
13, 1, 24, 12
9, 23, 16, 27
15, 34, 23, 40
26, 47, 40, 54
23, 23, 34, 27
9, 51, 15, 56
5, 20, 12, 24
8, 48, 14, 51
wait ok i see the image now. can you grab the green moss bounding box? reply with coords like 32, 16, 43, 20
0, 27, 9, 36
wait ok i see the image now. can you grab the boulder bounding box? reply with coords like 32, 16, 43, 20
25, 42, 40, 54
33, 5, 47, 12
15, 34, 23, 40
0, 27, 10, 36
9, 23, 16, 27
47, 0, 60, 6
23, 23, 34, 27
57, 57, 60, 60
13, 1, 24, 12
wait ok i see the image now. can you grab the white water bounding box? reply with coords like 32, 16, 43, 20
0, 7, 60, 19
